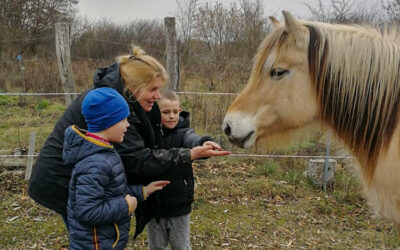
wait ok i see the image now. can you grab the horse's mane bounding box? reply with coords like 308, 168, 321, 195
257, 22, 400, 184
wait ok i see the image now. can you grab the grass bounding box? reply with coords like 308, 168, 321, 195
1, 99, 400, 249
0, 97, 66, 150
3, 158, 398, 249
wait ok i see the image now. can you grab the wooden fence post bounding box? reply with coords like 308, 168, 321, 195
164, 17, 179, 91
55, 23, 76, 106
25, 131, 37, 181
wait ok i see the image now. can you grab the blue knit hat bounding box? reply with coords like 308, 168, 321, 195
82, 87, 130, 132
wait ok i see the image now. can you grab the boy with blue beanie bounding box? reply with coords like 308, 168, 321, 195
63, 87, 169, 250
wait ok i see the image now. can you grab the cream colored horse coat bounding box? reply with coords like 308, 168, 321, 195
223, 11, 400, 229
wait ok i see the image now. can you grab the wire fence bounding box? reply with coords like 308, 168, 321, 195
0, 154, 354, 159
0, 21, 353, 162
0, 91, 355, 161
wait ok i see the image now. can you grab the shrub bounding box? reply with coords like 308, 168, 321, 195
35, 100, 50, 110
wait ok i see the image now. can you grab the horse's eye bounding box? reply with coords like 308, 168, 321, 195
270, 68, 289, 80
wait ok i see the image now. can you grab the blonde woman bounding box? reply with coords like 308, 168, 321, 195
28, 46, 231, 241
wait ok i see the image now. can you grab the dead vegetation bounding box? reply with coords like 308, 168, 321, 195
1, 156, 399, 249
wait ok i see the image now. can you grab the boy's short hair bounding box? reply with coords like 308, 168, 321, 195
160, 89, 179, 102
82, 87, 130, 132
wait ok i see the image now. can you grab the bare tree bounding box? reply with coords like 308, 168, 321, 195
187, 0, 268, 91
305, 0, 383, 24
239, 0, 269, 54
381, 0, 400, 23
71, 19, 165, 61
0, 0, 79, 58
175, 0, 198, 58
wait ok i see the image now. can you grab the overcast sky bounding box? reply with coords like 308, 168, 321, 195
75, 0, 315, 23
77, 0, 381, 23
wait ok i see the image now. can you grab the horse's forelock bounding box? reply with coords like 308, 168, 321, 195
254, 29, 289, 77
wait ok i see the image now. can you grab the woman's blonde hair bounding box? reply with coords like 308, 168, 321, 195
118, 45, 168, 97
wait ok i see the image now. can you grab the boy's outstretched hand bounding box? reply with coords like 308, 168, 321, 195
145, 180, 170, 196
191, 143, 231, 160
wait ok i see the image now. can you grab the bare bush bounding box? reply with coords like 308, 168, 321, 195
178, 0, 269, 92
71, 18, 165, 61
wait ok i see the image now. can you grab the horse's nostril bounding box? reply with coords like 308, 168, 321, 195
224, 123, 231, 136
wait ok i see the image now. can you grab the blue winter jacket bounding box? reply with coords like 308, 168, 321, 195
63, 125, 144, 250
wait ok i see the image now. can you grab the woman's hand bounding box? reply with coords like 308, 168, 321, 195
145, 180, 170, 196
125, 194, 137, 213
190, 145, 231, 160
202, 141, 222, 150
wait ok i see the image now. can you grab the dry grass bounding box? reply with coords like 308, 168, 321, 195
1, 158, 399, 249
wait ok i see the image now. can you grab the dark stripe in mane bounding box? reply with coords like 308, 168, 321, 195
306, 25, 400, 184
306, 25, 327, 85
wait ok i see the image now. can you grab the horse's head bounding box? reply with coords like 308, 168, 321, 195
222, 11, 318, 148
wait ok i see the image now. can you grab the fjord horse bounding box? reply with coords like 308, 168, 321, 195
222, 11, 400, 231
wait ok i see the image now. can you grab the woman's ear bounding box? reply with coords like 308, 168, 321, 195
178, 107, 182, 113
133, 89, 142, 99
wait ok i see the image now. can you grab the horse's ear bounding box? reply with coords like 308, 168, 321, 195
269, 16, 282, 29
282, 11, 302, 34
282, 11, 305, 47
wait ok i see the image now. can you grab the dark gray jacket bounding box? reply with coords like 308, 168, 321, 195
154, 111, 213, 218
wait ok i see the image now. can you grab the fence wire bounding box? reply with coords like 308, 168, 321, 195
0, 92, 354, 161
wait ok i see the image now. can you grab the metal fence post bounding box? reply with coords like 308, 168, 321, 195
323, 131, 331, 192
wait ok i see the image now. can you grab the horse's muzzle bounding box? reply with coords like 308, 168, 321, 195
223, 123, 254, 148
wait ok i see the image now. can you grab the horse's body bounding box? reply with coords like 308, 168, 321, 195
222, 11, 400, 228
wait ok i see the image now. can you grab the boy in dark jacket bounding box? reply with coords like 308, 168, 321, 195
64, 87, 169, 250
146, 89, 223, 250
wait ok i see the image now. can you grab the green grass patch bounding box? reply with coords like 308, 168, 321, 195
252, 161, 277, 177
0, 95, 19, 105
0, 101, 65, 150
35, 99, 50, 110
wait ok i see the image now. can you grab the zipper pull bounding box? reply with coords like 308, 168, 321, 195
159, 124, 164, 136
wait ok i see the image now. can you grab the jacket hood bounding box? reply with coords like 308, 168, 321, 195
93, 63, 124, 95
173, 111, 190, 130
62, 126, 114, 166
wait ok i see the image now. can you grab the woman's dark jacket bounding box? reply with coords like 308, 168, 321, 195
155, 111, 213, 219
28, 63, 191, 237
64, 125, 144, 250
